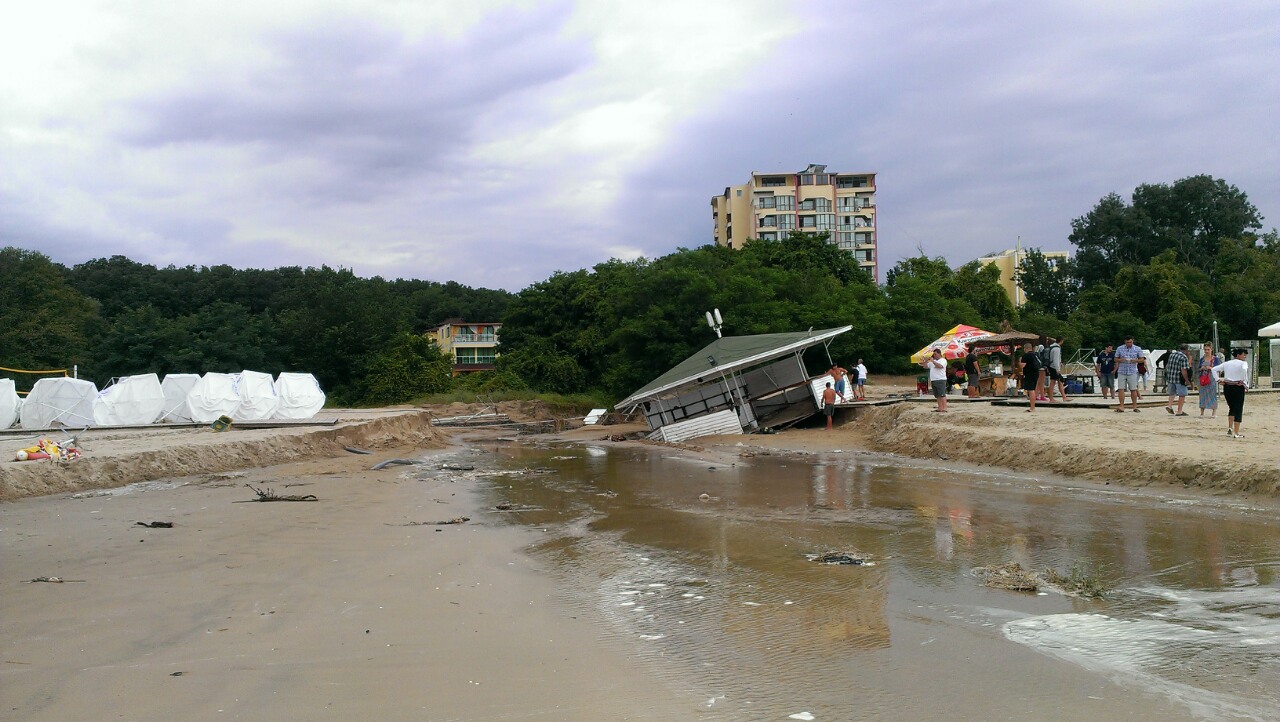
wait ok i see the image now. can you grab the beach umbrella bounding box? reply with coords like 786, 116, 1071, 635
909, 324, 996, 364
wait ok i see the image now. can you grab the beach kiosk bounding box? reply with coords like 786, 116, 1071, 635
616, 326, 852, 443
1260, 320, 1280, 388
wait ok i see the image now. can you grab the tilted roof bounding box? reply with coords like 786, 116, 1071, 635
616, 326, 852, 409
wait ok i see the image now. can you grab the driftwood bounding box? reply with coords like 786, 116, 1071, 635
343, 446, 373, 455
234, 484, 318, 502
135, 521, 174, 528
370, 459, 421, 471
387, 517, 470, 526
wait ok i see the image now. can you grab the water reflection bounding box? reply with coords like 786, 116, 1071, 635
467, 443, 1280, 720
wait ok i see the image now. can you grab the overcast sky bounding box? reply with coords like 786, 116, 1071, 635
2, 1, 1277, 290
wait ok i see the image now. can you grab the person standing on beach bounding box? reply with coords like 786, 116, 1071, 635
921, 348, 948, 412
1019, 341, 1043, 412
1198, 343, 1221, 418
855, 359, 868, 401
1137, 351, 1150, 397
1163, 344, 1191, 416
1045, 336, 1071, 402
964, 346, 981, 398
830, 364, 849, 402
821, 382, 838, 430
1213, 348, 1251, 438
1114, 336, 1143, 412
1095, 344, 1116, 400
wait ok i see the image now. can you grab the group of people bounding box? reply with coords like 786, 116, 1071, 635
821, 360, 869, 429
1094, 338, 1254, 437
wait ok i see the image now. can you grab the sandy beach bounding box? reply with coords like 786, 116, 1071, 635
3, 391, 1279, 720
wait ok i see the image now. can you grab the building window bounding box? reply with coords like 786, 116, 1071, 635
775, 195, 795, 210
799, 215, 816, 228
838, 175, 870, 188
759, 216, 777, 228
855, 231, 874, 244
756, 196, 776, 209
777, 215, 796, 230
799, 199, 815, 211
736, 189, 743, 197
838, 232, 854, 245
757, 232, 777, 241
760, 176, 787, 187
816, 213, 835, 230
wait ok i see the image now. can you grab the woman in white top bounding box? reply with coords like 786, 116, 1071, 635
1212, 348, 1250, 438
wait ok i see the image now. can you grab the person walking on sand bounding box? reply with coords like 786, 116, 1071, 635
854, 359, 868, 401
1114, 336, 1143, 412
1095, 344, 1116, 400
1137, 351, 1150, 397
1213, 348, 1251, 438
1019, 341, 1044, 413
921, 348, 948, 412
829, 364, 849, 402
822, 382, 838, 430
1163, 343, 1192, 416
1197, 343, 1222, 418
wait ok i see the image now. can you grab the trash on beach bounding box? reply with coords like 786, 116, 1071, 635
789, 713, 816, 721
807, 551, 871, 566
343, 446, 373, 455
235, 484, 318, 502
370, 458, 421, 470
25, 576, 85, 583
391, 517, 471, 526
439, 463, 475, 471
135, 521, 174, 528
496, 503, 514, 510
13, 437, 82, 463
974, 562, 1039, 592
601, 434, 628, 442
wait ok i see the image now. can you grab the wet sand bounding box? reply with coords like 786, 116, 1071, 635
1, 448, 696, 721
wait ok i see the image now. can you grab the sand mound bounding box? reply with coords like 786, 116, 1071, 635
0, 411, 444, 501
856, 403, 1280, 495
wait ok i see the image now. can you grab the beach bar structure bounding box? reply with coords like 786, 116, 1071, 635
616, 326, 852, 442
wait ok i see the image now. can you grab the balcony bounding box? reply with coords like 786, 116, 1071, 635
452, 334, 497, 344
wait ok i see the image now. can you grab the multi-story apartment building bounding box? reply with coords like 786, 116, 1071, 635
974, 248, 1070, 307
711, 164, 878, 280
426, 319, 501, 375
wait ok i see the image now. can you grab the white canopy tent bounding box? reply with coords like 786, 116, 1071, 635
0, 379, 20, 429
160, 374, 201, 422
93, 373, 166, 426
273, 373, 325, 420
20, 377, 98, 429
186, 373, 241, 424
234, 370, 279, 421
1259, 321, 1280, 337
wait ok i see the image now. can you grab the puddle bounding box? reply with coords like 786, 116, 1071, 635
469, 442, 1280, 721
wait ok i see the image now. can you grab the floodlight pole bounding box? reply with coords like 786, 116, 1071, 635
705, 309, 724, 338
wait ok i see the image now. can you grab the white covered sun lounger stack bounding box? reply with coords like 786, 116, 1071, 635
93, 373, 166, 426
0, 379, 21, 429
233, 370, 279, 421
273, 372, 325, 420
20, 377, 98, 429
185, 372, 241, 424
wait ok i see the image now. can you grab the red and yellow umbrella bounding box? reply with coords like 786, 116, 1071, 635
909, 324, 995, 364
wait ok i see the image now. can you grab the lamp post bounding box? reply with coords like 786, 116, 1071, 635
705, 308, 723, 338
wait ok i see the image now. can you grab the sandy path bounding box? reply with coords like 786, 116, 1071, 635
0, 449, 695, 721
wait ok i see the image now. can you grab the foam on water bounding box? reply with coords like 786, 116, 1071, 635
1004, 585, 1280, 721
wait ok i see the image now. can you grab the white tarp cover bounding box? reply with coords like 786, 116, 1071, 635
20, 377, 98, 429
93, 373, 166, 426
234, 370, 279, 421
160, 373, 201, 422
186, 373, 241, 424
1260, 321, 1280, 337
0, 379, 20, 429
273, 372, 325, 420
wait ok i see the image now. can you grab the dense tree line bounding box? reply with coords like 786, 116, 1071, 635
1016, 175, 1278, 356
3, 173, 1272, 406
0, 250, 511, 403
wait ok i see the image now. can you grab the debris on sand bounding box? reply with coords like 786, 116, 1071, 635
25, 576, 86, 583
806, 551, 873, 566
135, 521, 174, 528
391, 517, 471, 526
495, 503, 514, 510
370, 459, 421, 470
235, 484, 318, 502
439, 463, 475, 471
343, 446, 373, 455
1040, 566, 1110, 599
975, 562, 1039, 592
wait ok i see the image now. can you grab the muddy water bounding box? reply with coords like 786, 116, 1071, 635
463, 443, 1280, 721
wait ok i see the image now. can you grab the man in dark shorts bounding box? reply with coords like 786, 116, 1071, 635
921, 348, 948, 412
1095, 344, 1116, 400
821, 382, 838, 430
1020, 341, 1043, 412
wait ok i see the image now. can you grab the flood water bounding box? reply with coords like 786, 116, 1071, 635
450, 442, 1280, 721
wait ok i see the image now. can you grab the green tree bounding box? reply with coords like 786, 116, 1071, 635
355, 332, 453, 405
1016, 249, 1079, 320
0, 248, 100, 385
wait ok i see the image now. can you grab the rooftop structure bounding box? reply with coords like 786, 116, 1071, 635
975, 248, 1070, 307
